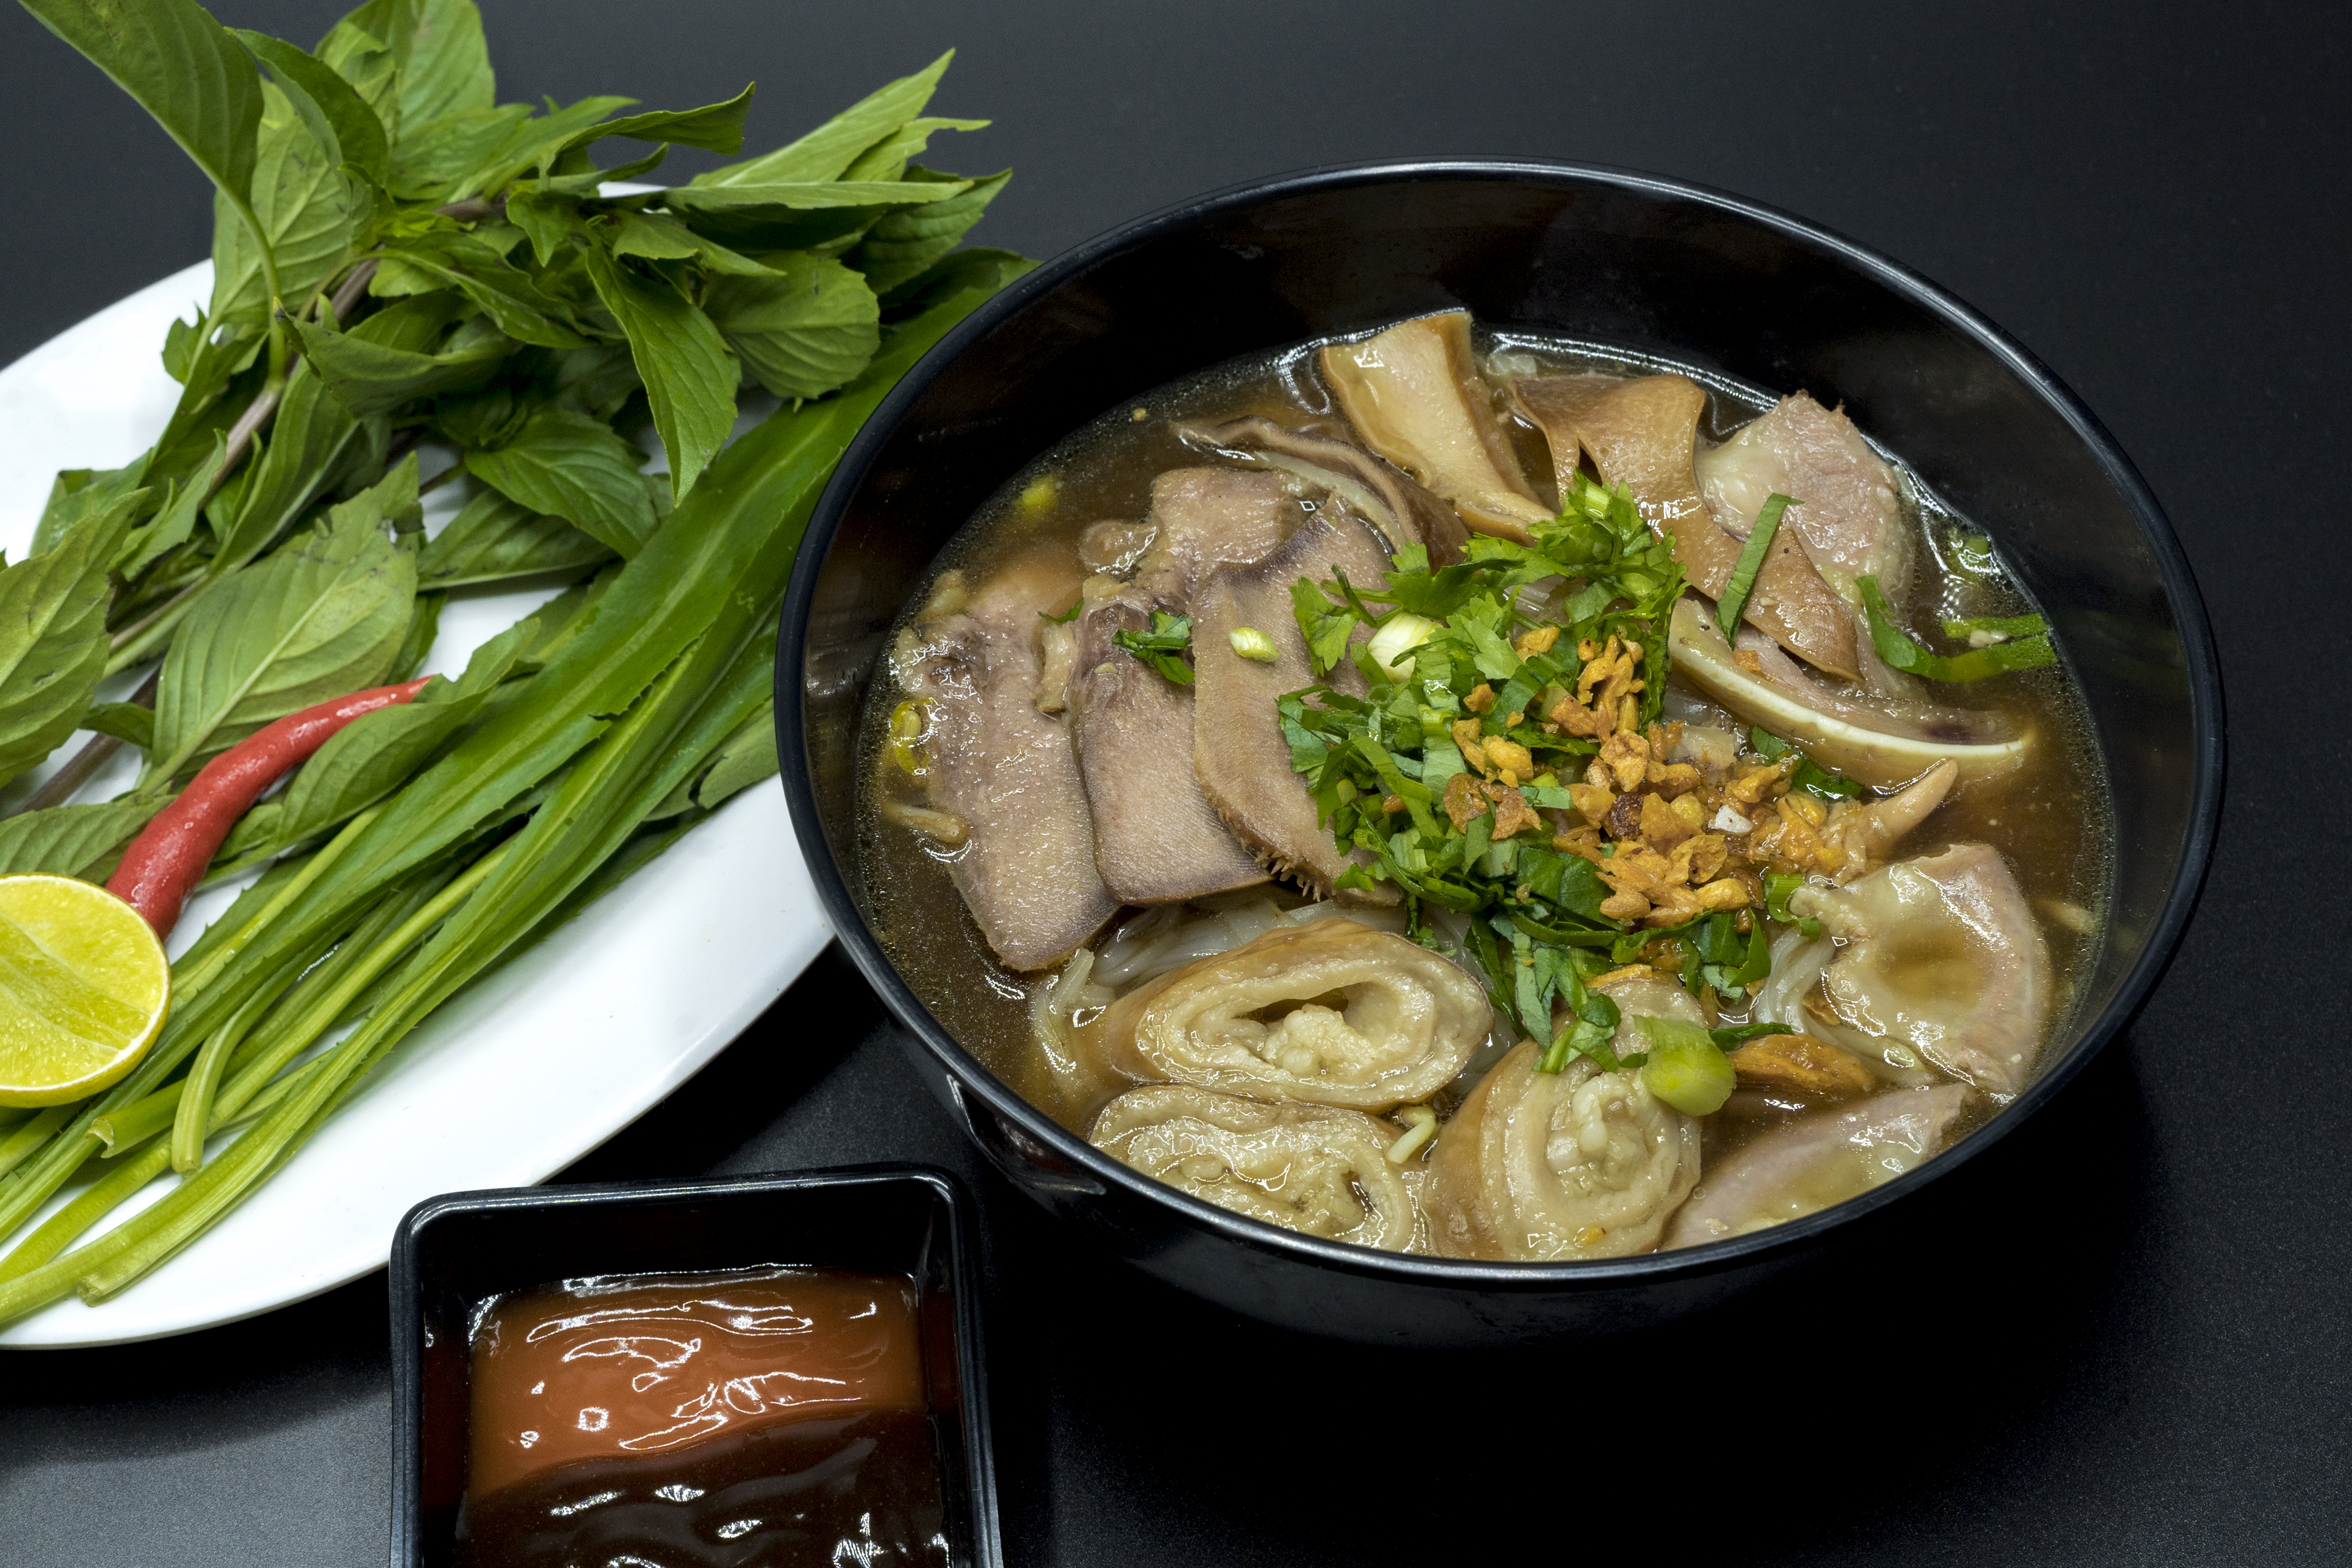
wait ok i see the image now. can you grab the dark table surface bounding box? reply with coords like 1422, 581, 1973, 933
2, 1, 2347, 1562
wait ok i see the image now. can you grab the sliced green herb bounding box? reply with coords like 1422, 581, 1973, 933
1860, 575, 2057, 681
1715, 492, 1793, 641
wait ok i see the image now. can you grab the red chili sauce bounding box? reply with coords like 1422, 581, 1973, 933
458, 1267, 947, 1567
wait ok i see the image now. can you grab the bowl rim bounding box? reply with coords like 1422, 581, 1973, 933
776, 157, 2226, 1290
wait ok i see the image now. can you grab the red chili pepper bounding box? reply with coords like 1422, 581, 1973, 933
107, 678, 434, 937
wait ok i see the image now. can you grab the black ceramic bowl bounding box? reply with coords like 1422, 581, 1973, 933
776, 161, 2223, 1348
390, 1165, 1001, 1566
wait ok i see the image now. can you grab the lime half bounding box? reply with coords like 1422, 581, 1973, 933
0, 873, 171, 1107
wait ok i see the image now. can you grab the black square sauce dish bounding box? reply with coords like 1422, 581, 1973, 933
390, 1165, 1000, 1568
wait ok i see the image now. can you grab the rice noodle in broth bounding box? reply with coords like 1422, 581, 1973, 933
858, 310, 2111, 1259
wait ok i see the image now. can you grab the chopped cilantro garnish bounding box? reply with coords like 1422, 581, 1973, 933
1283, 472, 1714, 1038
1113, 610, 1196, 684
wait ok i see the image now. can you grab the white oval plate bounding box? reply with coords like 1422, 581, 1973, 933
0, 263, 829, 1347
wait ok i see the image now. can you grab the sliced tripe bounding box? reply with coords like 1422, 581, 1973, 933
907, 555, 1118, 971
1695, 391, 1910, 607
1171, 415, 1471, 565
1069, 468, 1292, 904
1512, 373, 1860, 679
1424, 974, 1702, 1261
1319, 312, 1553, 543
1792, 842, 2052, 1098
1192, 514, 1399, 903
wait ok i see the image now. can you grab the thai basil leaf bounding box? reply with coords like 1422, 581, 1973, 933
208, 81, 357, 324
0, 799, 162, 880
83, 702, 157, 751
876, 248, 1032, 320
704, 253, 880, 399
0, 500, 140, 788
374, 231, 585, 347
232, 28, 390, 185
691, 50, 951, 187
463, 407, 660, 558
419, 489, 614, 588
389, 588, 442, 682
559, 84, 753, 159
16, 0, 263, 209
33, 463, 149, 559
209, 359, 388, 570
147, 507, 416, 783
387, 103, 529, 200
394, 0, 493, 129
840, 116, 986, 183
292, 298, 512, 417
847, 165, 1009, 298
579, 242, 739, 502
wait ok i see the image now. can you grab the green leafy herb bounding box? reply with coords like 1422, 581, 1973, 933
1715, 492, 1793, 642
1039, 599, 1082, 624
418, 490, 614, 589
145, 505, 414, 784
1113, 610, 1195, 685
1859, 575, 2058, 681
0, 0, 1024, 1329
462, 408, 660, 558
1282, 470, 1702, 1026
1290, 577, 1360, 675
0, 502, 139, 788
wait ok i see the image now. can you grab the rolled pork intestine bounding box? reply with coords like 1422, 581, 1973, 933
1074, 920, 1488, 1111
1423, 976, 1703, 1261
1090, 1085, 1425, 1251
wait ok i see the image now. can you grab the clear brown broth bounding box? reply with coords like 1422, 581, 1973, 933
856, 329, 2113, 1184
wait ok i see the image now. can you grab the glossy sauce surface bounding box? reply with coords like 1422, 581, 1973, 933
460, 1268, 942, 1567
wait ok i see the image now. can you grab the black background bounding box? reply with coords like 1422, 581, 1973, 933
2, 2, 2347, 1562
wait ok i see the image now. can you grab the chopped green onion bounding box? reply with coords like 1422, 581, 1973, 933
1716, 492, 1795, 641
1635, 1015, 1737, 1114
1860, 576, 2057, 681
1365, 612, 1438, 680
1385, 1104, 1439, 1164
1228, 625, 1280, 662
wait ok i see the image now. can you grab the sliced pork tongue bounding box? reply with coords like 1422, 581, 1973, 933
908, 555, 1118, 971
1193, 513, 1401, 904
1171, 416, 1471, 565
1067, 468, 1296, 904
